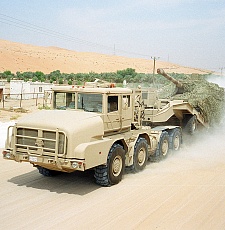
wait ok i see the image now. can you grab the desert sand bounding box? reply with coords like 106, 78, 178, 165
0, 39, 225, 229
0, 39, 212, 75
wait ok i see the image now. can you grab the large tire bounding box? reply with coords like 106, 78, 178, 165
129, 137, 148, 173
37, 166, 61, 177
149, 131, 170, 162
184, 115, 197, 135
169, 128, 182, 151
94, 143, 125, 186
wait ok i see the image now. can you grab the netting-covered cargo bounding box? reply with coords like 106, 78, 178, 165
158, 74, 225, 125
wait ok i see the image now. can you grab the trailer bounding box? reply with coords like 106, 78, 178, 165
142, 69, 209, 135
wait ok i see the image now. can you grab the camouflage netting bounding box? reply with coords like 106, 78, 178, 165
158, 74, 225, 125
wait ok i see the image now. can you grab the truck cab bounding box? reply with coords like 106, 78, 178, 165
52, 85, 139, 134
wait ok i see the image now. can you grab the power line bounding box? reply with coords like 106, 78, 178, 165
0, 13, 153, 58
0, 13, 113, 50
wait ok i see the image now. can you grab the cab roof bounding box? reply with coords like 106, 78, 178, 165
52, 85, 134, 94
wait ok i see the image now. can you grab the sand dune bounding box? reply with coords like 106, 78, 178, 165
0, 39, 212, 74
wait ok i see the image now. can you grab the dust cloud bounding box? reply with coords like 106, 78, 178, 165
175, 74, 225, 169
207, 74, 225, 88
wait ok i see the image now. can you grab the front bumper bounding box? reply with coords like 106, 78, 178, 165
2, 149, 86, 172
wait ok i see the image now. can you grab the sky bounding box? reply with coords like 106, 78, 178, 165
0, 0, 224, 72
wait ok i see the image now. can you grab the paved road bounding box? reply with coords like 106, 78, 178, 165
1, 129, 225, 230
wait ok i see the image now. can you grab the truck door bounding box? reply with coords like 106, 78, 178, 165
104, 95, 120, 131
121, 95, 132, 129
104, 95, 132, 132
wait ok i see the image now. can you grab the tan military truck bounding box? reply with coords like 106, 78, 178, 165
2, 85, 182, 186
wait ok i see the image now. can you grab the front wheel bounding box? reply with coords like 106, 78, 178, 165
94, 143, 125, 186
37, 166, 61, 177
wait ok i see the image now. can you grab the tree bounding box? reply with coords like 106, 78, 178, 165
3, 70, 12, 76
32, 76, 38, 82
59, 78, 64, 84
49, 70, 61, 83
34, 71, 45, 81
16, 71, 22, 79
3, 70, 14, 81
117, 68, 136, 78
21, 72, 33, 82
7, 76, 11, 82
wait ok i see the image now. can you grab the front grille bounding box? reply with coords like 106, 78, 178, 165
14, 127, 66, 156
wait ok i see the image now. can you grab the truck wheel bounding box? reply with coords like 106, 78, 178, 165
37, 166, 60, 177
94, 144, 125, 186
184, 115, 197, 135
129, 137, 148, 172
159, 131, 169, 159
169, 128, 182, 151
149, 131, 169, 161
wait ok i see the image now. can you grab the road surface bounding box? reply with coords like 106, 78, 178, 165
1, 127, 225, 230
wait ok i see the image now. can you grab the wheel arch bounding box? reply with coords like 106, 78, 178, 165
166, 126, 182, 135
165, 126, 183, 145
152, 125, 182, 138
138, 133, 150, 146
183, 114, 197, 125
112, 138, 128, 153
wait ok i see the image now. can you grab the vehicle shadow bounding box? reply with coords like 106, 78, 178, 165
8, 169, 101, 195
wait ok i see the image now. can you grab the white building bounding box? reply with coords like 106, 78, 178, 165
0, 81, 6, 101
10, 80, 53, 99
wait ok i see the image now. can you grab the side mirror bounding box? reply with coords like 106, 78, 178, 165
122, 97, 128, 110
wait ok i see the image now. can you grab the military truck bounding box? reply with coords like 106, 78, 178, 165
2, 85, 183, 186
142, 69, 209, 135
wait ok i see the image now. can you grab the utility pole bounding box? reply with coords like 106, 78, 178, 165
151, 56, 160, 87
219, 67, 224, 75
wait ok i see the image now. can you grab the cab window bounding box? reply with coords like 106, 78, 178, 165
108, 96, 118, 112
77, 93, 102, 112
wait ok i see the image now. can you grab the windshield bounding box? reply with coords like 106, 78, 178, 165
54, 92, 102, 113
78, 93, 102, 112
55, 92, 75, 109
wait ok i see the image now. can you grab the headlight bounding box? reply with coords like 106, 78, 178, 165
71, 162, 78, 169
2, 150, 11, 159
